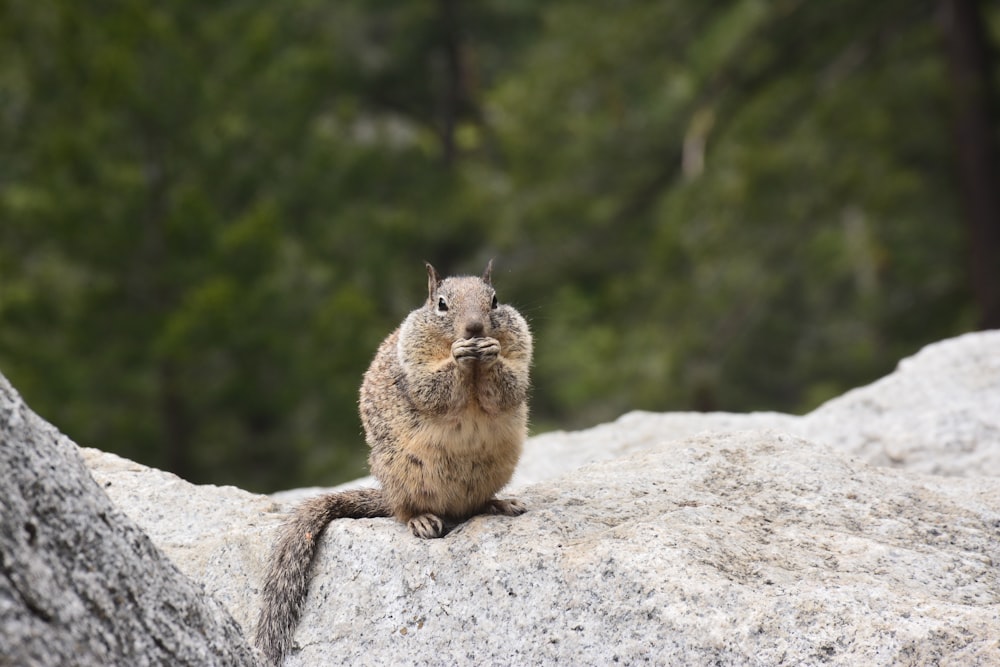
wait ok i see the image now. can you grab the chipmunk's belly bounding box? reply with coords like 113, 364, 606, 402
395, 408, 525, 518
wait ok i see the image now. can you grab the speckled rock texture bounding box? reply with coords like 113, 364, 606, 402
0, 374, 260, 667
290, 432, 1000, 666
55, 332, 1000, 663
513, 330, 1000, 483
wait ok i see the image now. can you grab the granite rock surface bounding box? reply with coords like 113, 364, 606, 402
75, 331, 1000, 664
0, 375, 260, 667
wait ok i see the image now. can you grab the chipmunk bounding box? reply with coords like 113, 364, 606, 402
254, 261, 532, 664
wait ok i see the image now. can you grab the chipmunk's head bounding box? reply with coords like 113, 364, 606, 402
425, 260, 499, 340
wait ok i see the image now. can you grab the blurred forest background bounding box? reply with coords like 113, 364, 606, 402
2, 0, 998, 492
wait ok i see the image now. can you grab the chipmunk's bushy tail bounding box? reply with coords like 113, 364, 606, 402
254, 488, 390, 665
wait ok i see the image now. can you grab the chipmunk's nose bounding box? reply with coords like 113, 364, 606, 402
464, 319, 485, 338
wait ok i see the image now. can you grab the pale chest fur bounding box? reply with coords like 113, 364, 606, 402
383, 404, 527, 519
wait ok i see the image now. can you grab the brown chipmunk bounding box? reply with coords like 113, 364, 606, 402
254, 261, 532, 665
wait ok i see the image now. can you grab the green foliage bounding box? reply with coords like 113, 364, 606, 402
0, 0, 989, 491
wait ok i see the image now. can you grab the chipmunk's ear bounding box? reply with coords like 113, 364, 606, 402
425, 262, 443, 298
482, 259, 494, 286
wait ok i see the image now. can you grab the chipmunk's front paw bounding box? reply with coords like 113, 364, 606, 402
474, 337, 500, 366
485, 498, 527, 516
408, 513, 446, 538
452, 338, 480, 367
452, 337, 500, 368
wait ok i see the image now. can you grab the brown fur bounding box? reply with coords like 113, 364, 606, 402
254, 262, 531, 664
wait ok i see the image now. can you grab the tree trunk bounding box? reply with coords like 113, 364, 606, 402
438, 0, 466, 167
160, 359, 193, 479
941, 0, 1000, 329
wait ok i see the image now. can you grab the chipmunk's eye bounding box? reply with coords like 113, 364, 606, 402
437, 296, 449, 312
490, 293, 498, 310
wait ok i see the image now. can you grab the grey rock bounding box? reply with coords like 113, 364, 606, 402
75, 331, 1000, 664
0, 373, 261, 667
516, 330, 1000, 483
291, 431, 1000, 666
798, 330, 1000, 474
